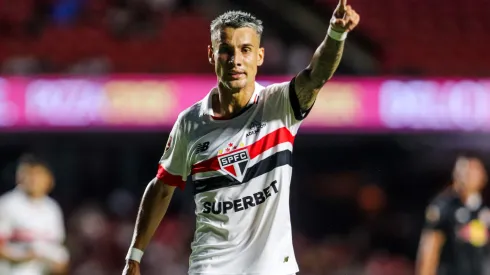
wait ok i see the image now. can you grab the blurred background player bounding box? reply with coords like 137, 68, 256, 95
0, 154, 69, 275
416, 154, 489, 275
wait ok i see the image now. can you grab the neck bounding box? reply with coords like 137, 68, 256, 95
16, 186, 44, 201
19, 189, 43, 201
453, 185, 480, 206
214, 82, 255, 119
460, 191, 472, 202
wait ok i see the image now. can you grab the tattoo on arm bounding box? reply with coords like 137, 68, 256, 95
295, 37, 345, 111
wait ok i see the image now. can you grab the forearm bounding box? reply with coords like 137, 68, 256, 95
48, 260, 68, 275
0, 247, 18, 262
415, 231, 443, 275
0, 246, 32, 263
130, 178, 175, 251
416, 254, 440, 275
309, 36, 345, 86
416, 249, 440, 275
295, 36, 345, 110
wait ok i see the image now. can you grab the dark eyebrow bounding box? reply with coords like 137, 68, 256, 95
240, 43, 254, 48
217, 43, 254, 50
218, 42, 232, 47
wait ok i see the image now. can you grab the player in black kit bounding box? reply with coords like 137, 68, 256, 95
416, 154, 490, 275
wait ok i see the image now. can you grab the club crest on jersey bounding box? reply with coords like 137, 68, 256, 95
218, 147, 250, 182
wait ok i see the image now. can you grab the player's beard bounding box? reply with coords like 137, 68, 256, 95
221, 77, 248, 93
228, 78, 248, 90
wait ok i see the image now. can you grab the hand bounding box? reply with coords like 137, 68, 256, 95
9, 249, 38, 264
23, 249, 38, 262
122, 260, 141, 275
330, 0, 360, 33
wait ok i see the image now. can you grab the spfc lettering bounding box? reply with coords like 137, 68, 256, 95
218, 148, 250, 182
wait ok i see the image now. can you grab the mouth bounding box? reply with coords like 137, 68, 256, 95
228, 71, 246, 79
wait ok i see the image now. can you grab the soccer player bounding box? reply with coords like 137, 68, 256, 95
0, 154, 69, 275
416, 154, 489, 275
123, 1, 360, 274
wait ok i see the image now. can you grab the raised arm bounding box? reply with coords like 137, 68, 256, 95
294, 0, 360, 111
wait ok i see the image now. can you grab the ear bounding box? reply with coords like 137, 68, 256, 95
15, 165, 27, 186
257, 47, 265, 66
208, 45, 215, 65
48, 179, 55, 192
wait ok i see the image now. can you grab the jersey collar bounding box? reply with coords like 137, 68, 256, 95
465, 193, 482, 210
204, 82, 264, 119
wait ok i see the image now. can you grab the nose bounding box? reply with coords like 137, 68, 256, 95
228, 51, 243, 67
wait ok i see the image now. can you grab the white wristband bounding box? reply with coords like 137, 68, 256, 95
327, 26, 348, 41
126, 248, 144, 263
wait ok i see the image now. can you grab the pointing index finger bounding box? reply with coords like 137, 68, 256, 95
339, 0, 347, 8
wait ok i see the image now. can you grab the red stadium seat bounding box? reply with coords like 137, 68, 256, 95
0, 0, 487, 75
313, 0, 489, 76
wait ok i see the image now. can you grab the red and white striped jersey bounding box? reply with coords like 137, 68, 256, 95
157, 79, 309, 275
0, 188, 69, 275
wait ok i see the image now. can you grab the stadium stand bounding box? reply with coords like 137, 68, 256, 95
0, 0, 488, 75
314, 0, 490, 76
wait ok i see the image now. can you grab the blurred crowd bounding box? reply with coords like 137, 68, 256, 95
2, 0, 489, 75
65, 186, 416, 275
5, 133, 490, 274
0, 0, 312, 75
1, 0, 195, 38
24, 133, 483, 275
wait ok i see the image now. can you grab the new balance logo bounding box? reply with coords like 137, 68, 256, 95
250, 119, 264, 128
196, 142, 210, 153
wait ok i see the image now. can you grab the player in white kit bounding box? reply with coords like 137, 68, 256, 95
123, 1, 360, 274
0, 155, 69, 275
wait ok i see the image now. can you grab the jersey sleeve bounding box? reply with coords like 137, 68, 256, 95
156, 115, 190, 190
33, 200, 69, 264
424, 201, 450, 232
0, 199, 12, 243
32, 200, 70, 264
53, 202, 66, 243
264, 77, 314, 135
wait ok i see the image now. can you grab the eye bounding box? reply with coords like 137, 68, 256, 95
218, 45, 233, 55
242, 47, 252, 53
